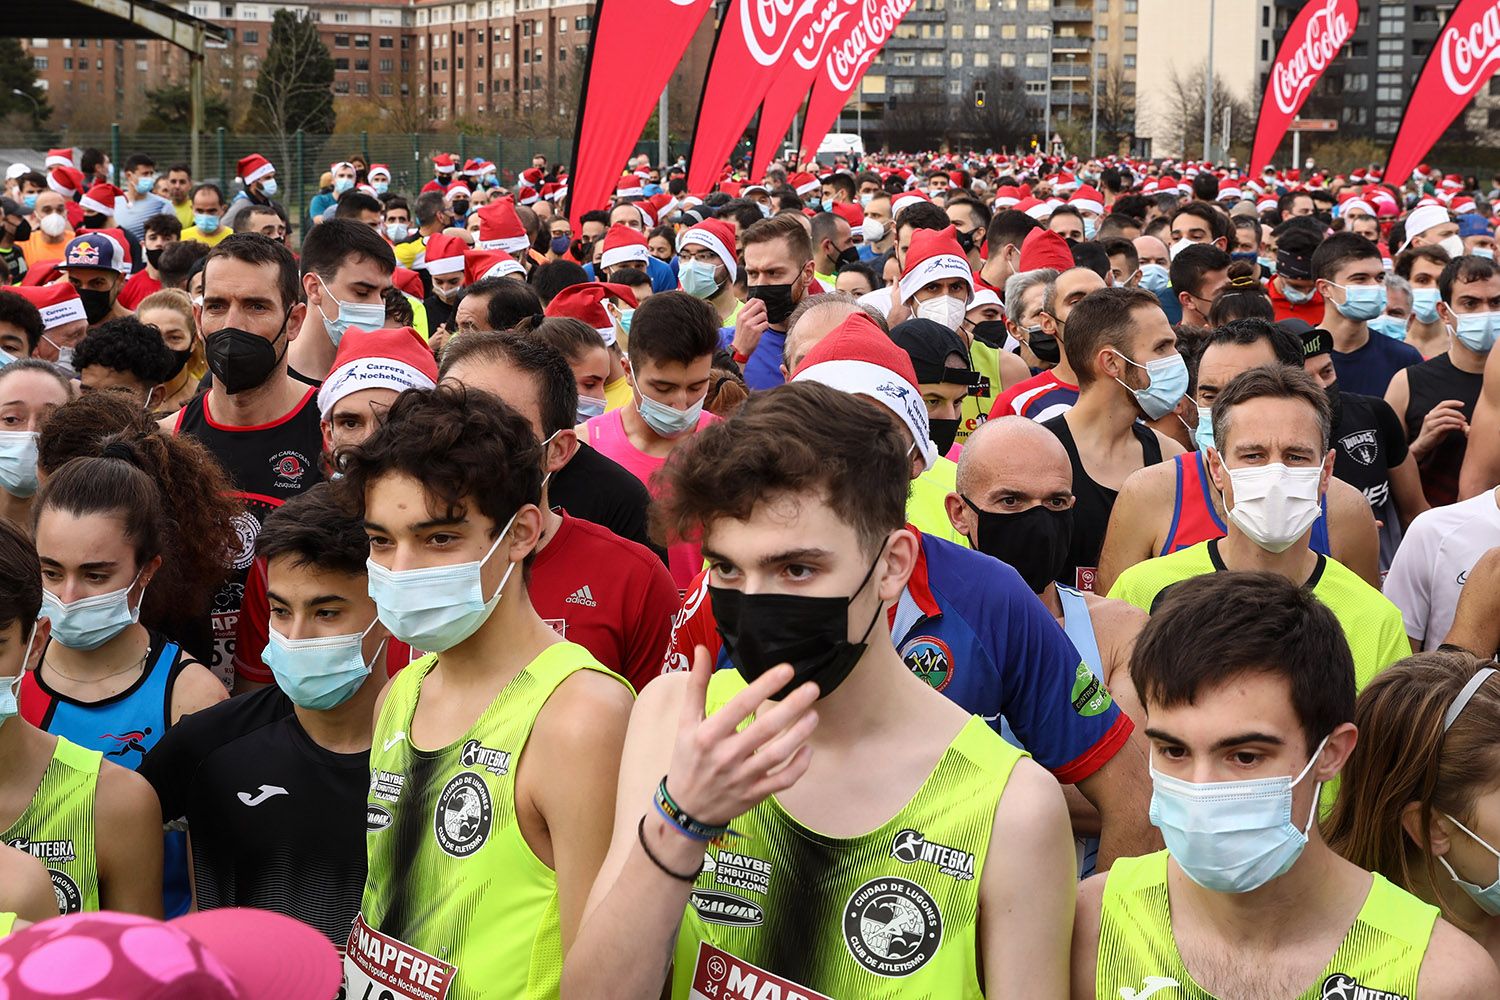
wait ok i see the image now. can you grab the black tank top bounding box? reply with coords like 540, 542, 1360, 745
1043, 413, 1163, 592
1404, 352, 1483, 507
174, 385, 324, 686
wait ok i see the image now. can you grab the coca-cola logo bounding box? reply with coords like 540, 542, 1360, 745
1439, 1, 1500, 95
791, 0, 858, 70
744, 0, 820, 66
825, 0, 914, 91
1271, 0, 1352, 115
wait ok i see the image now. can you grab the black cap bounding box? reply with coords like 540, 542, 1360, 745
889, 319, 986, 393
1275, 249, 1314, 280
1277, 317, 1331, 359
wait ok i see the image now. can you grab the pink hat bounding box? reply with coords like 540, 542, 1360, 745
7, 284, 86, 330
237, 153, 275, 185
317, 326, 438, 419
420, 232, 468, 276
463, 248, 526, 285
791, 312, 936, 470
476, 197, 530, 254
0, 908, 340, 999
78, 183, 123, 217
897, 225, 973, 304
1018, 228, 1074, 273
600, 224, 650, 270
545, 281, 637, 347
676, 219, 737, 273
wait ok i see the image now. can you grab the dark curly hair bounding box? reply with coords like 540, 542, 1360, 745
339, 384, 543, 554
71, 316, 180, 386
34, 390, 243, 631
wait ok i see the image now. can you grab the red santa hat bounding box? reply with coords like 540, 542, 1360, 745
831, 201, 864, 229
1018, 228, 1074, 273
544, 282, 637, 348
599, 224, 650, 270
45, 148, 74, 170
676, 219, 737, 274
1452, 196, 1478, 215
47, 166, 85, 199
463, 248, 526, 285
1217, 184, 1243, 202
433, 153, 456, 175
1069, 185, 1104, 216
791, 312, 936, 471
420, 232, 468, 276
993, 185, 1021, 208
615, 175, 644, 200
79, 183, 123, 217
462, 159, 485, 177
444, 180, 472, 200
238, 154, 276, 185
475, 197, 530, 254
891, 190, 931, 217
897, 226, 974, 304
8, 283, 86, 330
789, 172, 821, 196
390, 266, 425, 300
1340, 197, 1374, 218
367, 163, 391, 183
316, 327, 438, 420
1256, 195, 1279, 214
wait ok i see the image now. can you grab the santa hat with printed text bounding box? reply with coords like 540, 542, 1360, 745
9, 283, 86, 331
544, 281, 637, 348
238, 154, 276, 185
419, 232, 468, 277
463, 248, 526, 285
316, 326, 438, 420
791, 312, 936, 471
79, 183, 123, 218
475, 197, 531, 254
45, 148, 74, 170
676, 219, 737, 273
897, 226, 974, 304
600, 224, 650, 270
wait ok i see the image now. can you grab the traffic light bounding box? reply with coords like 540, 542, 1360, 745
974, 87, 986, 108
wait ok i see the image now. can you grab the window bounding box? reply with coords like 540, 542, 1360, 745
1097, 0, 1109, 10
1124, 0, 1136, 9
1343, 106, 1367, 125
455, 57, 462, 68
380, 35, 393, 48
951, 24, 963, 39
245, 30, 259, 43
504, 27, 512, 39
79, 79, 87, 93
334, 11, 349, 23
334, 56, 350, 70
355, 81, 368, 95
355, 34, 370, 48
1027, 0, 1048, 8
894, 51, 915, 66
502, 52, 511, 67
34, 56, 47, 69
523, 49, 530, 63
558, 19, 567, 32
975, 0, 990, 9
357, 57, 370, 70
1124, 25, 1136, 40
922, 51, 943, 66
457, 82, 464, 95
95, 58, 103, 69
973, 51, 989, 67
63, 57, 72, 69
523, 20, 532, 35
1344, 71, 1368, 91
1124, 54, 1136, 68
950, 51, 963, 67
534, 47, 543, 61
576, 16, 589, 29
1376, 85, 1401, 101
334, 33, 349, 47
892, 79, 916, 95
380, 58, 393, 71
558, 47, 566, 60
1096, 52, 1107, 68
334, 80, 349, 93
973, 24, 989, 38
1025, 51, 1045, 67
1027, 24, 1048, 38
243, 54, 258, 69
1025, 81, 1047, 95
1097, 25, 1108, 40
380, 82, 393, 95
1000, 51, 1016, 66
1001, 24, 1016, 38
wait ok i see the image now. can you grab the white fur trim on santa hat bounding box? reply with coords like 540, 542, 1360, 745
482, 258, 526, 280
891, 192, 927, 216
677, 228, 735, 273
422, 254, 465, 276
793, 358, 935, 471
898, 252, 973, 305
600, 242, 649, 271
1069, 193, 1103, 216
317, 357, 437, 419
79, 190, 118, 217
478, 235, 533, 255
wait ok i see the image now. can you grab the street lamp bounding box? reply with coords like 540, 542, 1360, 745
10, 89, 40, 120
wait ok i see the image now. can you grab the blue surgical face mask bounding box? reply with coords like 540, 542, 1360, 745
859, 193, 873, 207
1476, 248, 1497, 261
680, 259, 721, 299
134, 175, 156, 195
43, 569, 146, 651
262, 618, 385, 710
1280, 279, 1315, 304
1331, 282, 1387, 321
1082, 217, 1097, 240
1194, 405, 1215, 452
1368, 314, 1408, 340
0, 626, 36, 728
1113, 350, 1190, 420
1139, 263, 1171, 293
262, 177, 279, 197
1412, 287, 1442, 324
1439, 813, 1500, 916
315, 274, 387, 345
637, 386, 705, 438
385, 222, 410, 243
334, 176, 354, 195
1149, 736, 1327, 894
194, 213, 221, 235
372, 181, 387, 196
0, 431, 39, 498
367, 511, 520, 653
22, 194, 36, 212
1258, 255, 1276, 275
616, 307, 635, 336
576, 395, 607, 422
1454, 311, 1498, 353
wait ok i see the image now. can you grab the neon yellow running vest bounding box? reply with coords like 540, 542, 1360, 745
2, 736, 100, 915
671, 669, 1025, 1000
346, 642, 629, 1000
0, 913, 14, 937
1096, 851, 1436, 1000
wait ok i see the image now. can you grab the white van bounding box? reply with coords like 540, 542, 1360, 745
815, 133, 865, 166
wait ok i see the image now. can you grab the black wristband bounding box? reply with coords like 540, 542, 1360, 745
637, 815, 703, 883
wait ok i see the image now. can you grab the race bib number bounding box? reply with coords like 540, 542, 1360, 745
343, 914, 456, 1000
688, 942, 832, 1000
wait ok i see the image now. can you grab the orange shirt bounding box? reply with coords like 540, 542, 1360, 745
18, 231, 74, 269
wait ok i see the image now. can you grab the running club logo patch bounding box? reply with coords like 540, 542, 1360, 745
268, 450, 309, 490
889, 828, 975, 881
1070, 662, 1113, 717
48, 869, 82, 914
433, 772, 492, 858
8, 838, 82, 913
843, 877, 943, 977
1320, 972, 1408, 1000
899, 636, 952, 691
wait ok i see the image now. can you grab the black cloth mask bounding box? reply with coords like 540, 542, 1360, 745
77, 287, 114, 325
1028, 327, 1062, 366
747, 282, 798, 325
962, 497, 1074, 594
929, 417, 960, 456
971, 320, 1008, 348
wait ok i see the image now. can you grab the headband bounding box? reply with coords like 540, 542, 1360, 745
1443, 667, 1498, 732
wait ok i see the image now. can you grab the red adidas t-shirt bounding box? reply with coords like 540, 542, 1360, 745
117, 269, 162, 311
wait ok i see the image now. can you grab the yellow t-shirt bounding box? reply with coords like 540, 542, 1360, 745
173, 200, 194, 227
908, 456, 970, 548
181, 224, 234, 247
603, 374, 634, 413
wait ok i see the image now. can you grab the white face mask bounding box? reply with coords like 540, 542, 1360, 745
915, 294, 968, 331
1169, 237, 1197, 261
1223, 460, 1323, 552
1439, 234, 1467, 259
39, 213, 67, 239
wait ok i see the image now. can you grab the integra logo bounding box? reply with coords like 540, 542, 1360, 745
691, 889, 765, 926
460, 739, 512, 776
1320, 973, 1408, 1000
890, 828, 975, 880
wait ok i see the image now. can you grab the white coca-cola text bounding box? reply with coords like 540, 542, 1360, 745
825, 0, 913, 91
1270, 0, 1352, 115
1440, 1, 1500, 95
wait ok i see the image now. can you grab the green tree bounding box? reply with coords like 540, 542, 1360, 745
250, 10, 335, 158
138, 82, 230, 133
0, 38, 51, 127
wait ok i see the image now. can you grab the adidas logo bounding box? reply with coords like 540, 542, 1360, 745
565, 585, 597, 607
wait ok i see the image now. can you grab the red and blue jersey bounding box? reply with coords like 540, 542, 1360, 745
1162, 451, 1331, 558
988, 369, 1079, 423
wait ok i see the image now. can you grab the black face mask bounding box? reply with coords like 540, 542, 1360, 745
929, 417, 960, 456
4, 218, 31, 243
1028, 325, 1062, 366
1326, 380, 1343, 429
963, 497, 1074, 594
167, 346, 194, 381
451, 200, 470, 217
710, 547, 886, 701
205, 314, 288, 394
81, 213, 107, 231
835, 244, 860, 268
573, 237, 593, 261
145, 246, 164, 271
747, 282, 798, 325
77, 287, 115, 324
971, 320, 1008, 348
955, 228, 977, 254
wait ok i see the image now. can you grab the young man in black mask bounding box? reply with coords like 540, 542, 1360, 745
161, 233, 323, 689
730, 215, 816, 390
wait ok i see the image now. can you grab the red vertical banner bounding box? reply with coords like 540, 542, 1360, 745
568, 0, 714, 229
797, 0, 915, 164
1387, 0, 1500, 186
1248, 0, 1358, 178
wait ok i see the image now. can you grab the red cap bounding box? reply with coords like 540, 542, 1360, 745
1018, 228, 1074, 272
545, 281, 637, 347
237, 153, 275, 184
831, 201, 864, 228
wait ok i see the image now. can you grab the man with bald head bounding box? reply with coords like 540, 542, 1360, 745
1133, 234, 1178, 324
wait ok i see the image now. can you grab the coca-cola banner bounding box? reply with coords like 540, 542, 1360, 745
796, 0, 915, 164
1387, 0, 1500, 185
749, 0, 862, 181
568, 0, 714, 228
1248, 0, 1357, 177
687, 0, 844, 191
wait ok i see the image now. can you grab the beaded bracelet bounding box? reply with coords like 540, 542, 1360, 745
654, 776, 733, 842
637, 815, 702, 883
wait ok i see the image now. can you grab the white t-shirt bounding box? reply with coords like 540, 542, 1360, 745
1382, 489, 1500, 648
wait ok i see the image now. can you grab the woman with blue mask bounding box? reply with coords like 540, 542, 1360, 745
0, 361, 71, 534
1327, 651, 1500, 969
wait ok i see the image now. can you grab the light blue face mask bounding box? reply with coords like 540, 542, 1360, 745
1331, 282, 1387, 321
262, 618, 385, 711
334, 177, 355, 195
1475, 248, 1496, 261
1149, 736, 1327, 894
1193, 405, 1215, 452
1113, 350, 1190, 420
315, 275, 387, 345
1412, 287, 1442, 324
367, 512, 519, 653
0, 626, 35, 727
679, 259, 721, 300
1368, 314, 1408, 340
22, 194, 36, 212
194, 213, 221, 235
385, 222, 409, 243
1138, 263, 1171, 293
1258, 255, 1276, 275
262, 177, 279, 197
1280, 280, 1316, 304
372, 181, 388, 196
1454, 311, 1498, 353
576, 395, 607, 422
637, 386, 705, 438
617, 307, 635, 336
134, 175, 156, 195
43, 569, 145, 651
0, 431, 39, 498
1439, 813, 1500, 916
1083, 217, 1097, 241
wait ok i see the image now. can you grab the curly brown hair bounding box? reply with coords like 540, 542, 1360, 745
34, 389, 242, 628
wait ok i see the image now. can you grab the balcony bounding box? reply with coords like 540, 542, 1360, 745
1052, 2, 1093, 22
